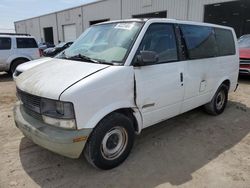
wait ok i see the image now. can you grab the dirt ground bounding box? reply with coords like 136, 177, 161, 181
0, 72, 250, 188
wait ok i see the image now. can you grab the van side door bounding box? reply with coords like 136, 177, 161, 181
178, 24, 220, 113
133, 23, 185, 128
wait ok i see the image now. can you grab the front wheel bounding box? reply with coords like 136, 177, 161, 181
84, 113, 135, 170
204, 84, 229, 115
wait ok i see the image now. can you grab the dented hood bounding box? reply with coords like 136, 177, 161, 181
16, 58, 109, 99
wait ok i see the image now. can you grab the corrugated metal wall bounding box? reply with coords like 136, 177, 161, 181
39, 13, 58, 44
15, 21, 27, 34
57, 7, 83, 42
14, 0, 238, 44
188, 0, 236, 21
121, 0, 188, 20
82, 0, 121, 29
25, 18, 41, 41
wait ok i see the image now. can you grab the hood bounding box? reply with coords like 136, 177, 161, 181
239, 48, 250, 59
16, 59, 109, 99
16, 57, 52, 72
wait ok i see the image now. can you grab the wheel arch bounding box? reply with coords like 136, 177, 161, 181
9, 57, 30, 70
221, 79, 230, 90
11, 57, 31, 64
84, 106, 143, 136
6, 55, 31, 70
113, 108, 142, 134
210, 78, 231, 101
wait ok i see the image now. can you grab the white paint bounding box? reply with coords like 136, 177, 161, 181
16, 59, 109, 99
134, 62, 185, 128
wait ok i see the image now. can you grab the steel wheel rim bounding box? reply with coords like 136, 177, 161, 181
101, 127, 128, 160
216, 91, 225, 110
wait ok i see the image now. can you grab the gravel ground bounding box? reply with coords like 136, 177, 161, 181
0, 72, 250, 188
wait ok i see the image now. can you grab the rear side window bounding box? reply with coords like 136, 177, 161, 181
180, 25, 218, 59
214, 28, 235, 56
16, 38, 38, 48
0, 37, 11, 50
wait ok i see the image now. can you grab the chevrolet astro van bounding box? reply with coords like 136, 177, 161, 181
14, 19, 239, 170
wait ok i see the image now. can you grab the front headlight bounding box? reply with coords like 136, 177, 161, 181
40, 98, 76, 129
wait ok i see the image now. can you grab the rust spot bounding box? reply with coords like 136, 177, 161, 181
73, 136, 88, 143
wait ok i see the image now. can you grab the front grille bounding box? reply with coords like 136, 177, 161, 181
17, 88, 42, 117
23, 106, 43, 121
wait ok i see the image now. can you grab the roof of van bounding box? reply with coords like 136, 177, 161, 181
0, 33, 35, 38
96, 18, 234, 30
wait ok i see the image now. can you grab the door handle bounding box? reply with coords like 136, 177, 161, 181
180, 73, 184, 86
180, 72, 183, 82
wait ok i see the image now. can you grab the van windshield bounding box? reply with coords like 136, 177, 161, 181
57, 22, 143, 65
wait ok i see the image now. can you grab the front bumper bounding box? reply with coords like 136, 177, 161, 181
14, 103, 92, 158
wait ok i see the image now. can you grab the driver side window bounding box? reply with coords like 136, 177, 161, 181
136, 23, 178, 64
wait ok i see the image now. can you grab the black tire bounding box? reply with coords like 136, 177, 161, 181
9, 59, 28, 74
204, 84, 229, 115
84, 112, 135, 170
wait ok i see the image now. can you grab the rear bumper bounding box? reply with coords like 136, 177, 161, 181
240, 59, 250, 75
239, 68, 250, 75
14, 103, 92, 158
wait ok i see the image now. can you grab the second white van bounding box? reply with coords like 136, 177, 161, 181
14, 19, 239, 170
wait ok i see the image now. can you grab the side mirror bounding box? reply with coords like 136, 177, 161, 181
135, 51, 158, 66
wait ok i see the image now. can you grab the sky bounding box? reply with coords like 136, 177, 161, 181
0, 0, 96, 33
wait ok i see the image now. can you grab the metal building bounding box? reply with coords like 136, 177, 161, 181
14, 0, 250, 45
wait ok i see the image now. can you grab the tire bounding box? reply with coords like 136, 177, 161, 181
204, 84, 229, 115
84, 112, 135, 170
9, 59, 28, 74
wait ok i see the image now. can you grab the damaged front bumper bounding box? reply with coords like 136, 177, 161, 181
14, 102, 92, 158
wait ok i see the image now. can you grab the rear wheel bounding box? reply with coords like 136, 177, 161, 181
204, 84, 229, 115
84, 113, 135, 170
9, 59, 29, 74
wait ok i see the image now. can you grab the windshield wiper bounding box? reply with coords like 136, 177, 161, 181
60, 53, 117, 65
66, 54, 99, 64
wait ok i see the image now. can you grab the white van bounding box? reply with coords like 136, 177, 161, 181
14, 19, 239, 170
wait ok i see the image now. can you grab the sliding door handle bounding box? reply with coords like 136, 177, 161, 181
180, 72, 183, 82
180, 72, 184, 86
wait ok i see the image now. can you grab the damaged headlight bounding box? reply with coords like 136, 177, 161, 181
40, 98, 76, 129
